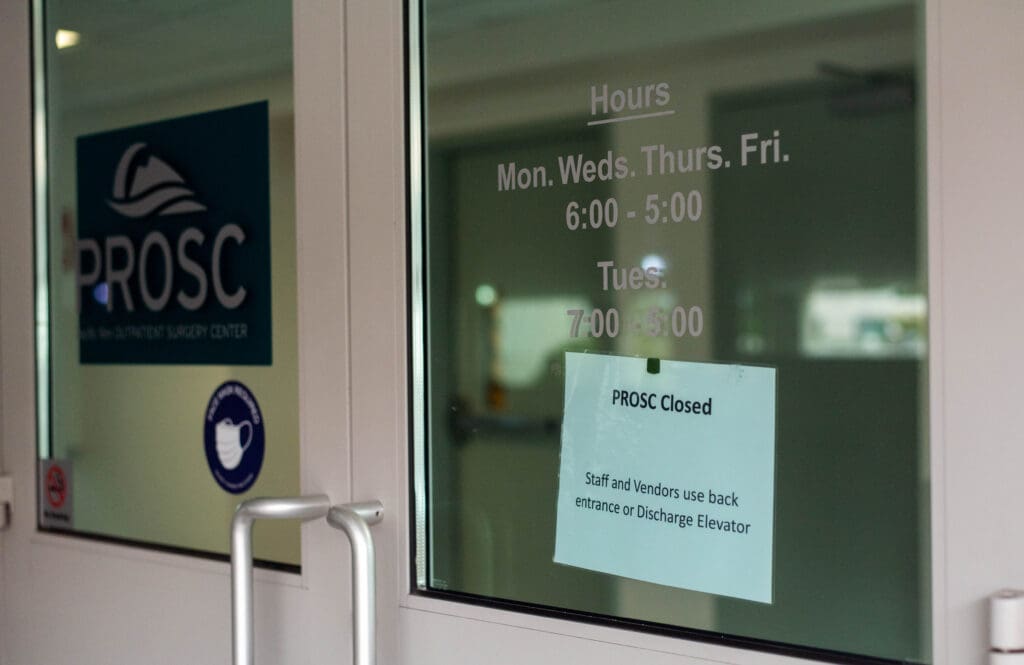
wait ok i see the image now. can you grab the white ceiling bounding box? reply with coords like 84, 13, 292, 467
45, 0, 914, 110
425, 0, 612, 36
46, 0, 292, 110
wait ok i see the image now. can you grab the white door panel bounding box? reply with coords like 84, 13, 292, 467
396, 608, 825, 665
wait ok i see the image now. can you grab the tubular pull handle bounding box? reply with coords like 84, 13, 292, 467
229, 496, 384, 665
992, 590, 1024, 664
231, 495, 332, 665
327, 502, 384, 665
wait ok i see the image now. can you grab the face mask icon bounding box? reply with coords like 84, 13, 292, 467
215, 418, 253, 471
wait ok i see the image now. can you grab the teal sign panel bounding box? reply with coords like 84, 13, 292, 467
554, 352, 777, 603
75, 102, 271, 365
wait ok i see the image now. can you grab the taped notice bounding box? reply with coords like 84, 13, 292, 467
554, 352, 776, 603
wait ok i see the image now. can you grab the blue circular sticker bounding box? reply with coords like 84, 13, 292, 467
204, 381, 265, 494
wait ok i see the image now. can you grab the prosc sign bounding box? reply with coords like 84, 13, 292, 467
75, 102, 272, 365
554, 352, 777, 603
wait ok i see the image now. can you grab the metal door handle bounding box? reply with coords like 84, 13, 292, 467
992, 590, 1024, 664
231, 495, 331, 665
229, 496, 384, 665
327, 502, 384, 665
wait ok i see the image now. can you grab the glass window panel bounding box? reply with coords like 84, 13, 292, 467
38, 0, 299, 567
416, 1, 928, 660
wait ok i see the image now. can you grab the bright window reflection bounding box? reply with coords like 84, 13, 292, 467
494, 297, 593, 388
801, 283, 926, 358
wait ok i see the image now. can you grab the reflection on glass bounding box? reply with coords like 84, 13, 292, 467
800, 283, 926, 358
38, 1, 299, 566
495, 297, 594, 388
419, 1, 927, 661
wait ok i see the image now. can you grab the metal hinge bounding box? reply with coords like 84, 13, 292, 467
992, 590, 1024, 664
0, 475, 12, 530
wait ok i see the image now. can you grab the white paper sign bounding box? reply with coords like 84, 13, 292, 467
554, 352, 776, 602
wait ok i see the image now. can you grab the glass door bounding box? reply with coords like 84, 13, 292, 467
410, 0, 927, 661
350, 3, 1024, 665
1, 3, 364, 663
4, 2, 1024, 665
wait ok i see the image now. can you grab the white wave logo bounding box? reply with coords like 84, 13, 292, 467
107, 142, 207, 218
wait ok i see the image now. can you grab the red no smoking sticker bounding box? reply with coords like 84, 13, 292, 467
46, 465, 67, 508
39, 459, 73, 529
